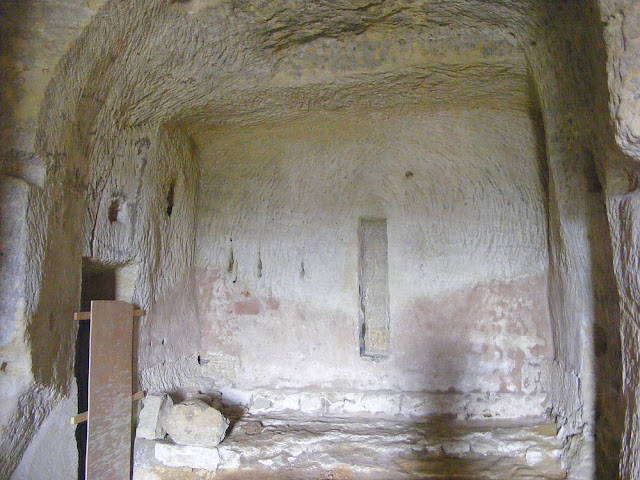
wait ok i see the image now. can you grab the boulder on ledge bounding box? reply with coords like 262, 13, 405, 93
163, 398, 229, 448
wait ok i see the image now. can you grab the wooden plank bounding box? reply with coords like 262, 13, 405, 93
74, 309, 145, 321
86, 300, 133, 480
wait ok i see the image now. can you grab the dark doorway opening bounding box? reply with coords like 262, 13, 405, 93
75, 260, 117, 480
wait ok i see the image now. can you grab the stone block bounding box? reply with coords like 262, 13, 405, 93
300, 392, 324, 413
442, 440, 471, 455
137, 394, 173, 440
163, 399, 229, 447
218, 446, 242, 469
525, 447, 545, 466
155, 442, 221, 471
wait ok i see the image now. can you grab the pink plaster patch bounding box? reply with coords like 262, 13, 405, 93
233, 299, 261, 315
266, 297, 280, 310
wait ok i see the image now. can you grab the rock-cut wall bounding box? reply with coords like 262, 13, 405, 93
1, 0, 639, 479
0, 1, 200, 477
194, 107, 553, 400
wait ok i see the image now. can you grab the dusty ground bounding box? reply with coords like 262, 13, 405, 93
138, 413, 566, 479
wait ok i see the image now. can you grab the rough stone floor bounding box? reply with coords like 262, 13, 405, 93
138, 413, 566, 480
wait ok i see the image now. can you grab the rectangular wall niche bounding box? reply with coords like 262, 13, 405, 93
359, 218, 390, 358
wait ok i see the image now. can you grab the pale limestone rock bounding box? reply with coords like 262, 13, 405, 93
525, 447, 545, 466
2, 1, 640, 479
154, 443, 221, 471
137, 394, 173, 440
163, 399, 229, 448
218, 447, 241, 469
10, 387, 77, 480
442, 440, 471, 455
299, 392, 323, 413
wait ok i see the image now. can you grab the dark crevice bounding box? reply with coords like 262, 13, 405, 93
166, 180, 176, 217
108, 198, 121, 223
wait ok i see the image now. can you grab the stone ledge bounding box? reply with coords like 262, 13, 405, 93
220, 388, 550, 420
135, 415, 564, 478
155, 442, 221, 471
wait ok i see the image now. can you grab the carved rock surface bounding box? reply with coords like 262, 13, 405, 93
163, 399, 229, 448
1, 1, 638, 479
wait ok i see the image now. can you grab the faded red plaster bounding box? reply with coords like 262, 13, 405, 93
194, 268, 222, 317
233, 298, 261, 315
266, 297, 280, 310
194, 266, 551, 393
195, 268, 242, 353
138, 270, 201, 370
397, 274, 552, 393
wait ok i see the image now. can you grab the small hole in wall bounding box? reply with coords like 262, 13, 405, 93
166, 180, 176, 217
108, 199, 120, 223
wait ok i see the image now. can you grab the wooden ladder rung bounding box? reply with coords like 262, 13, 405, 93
71, 391, 146, 425
132, 391, 146, 401
73, 309, 146, 321
71, 411, 88, 426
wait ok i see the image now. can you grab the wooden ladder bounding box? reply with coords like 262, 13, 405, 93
71, 301, 145, 480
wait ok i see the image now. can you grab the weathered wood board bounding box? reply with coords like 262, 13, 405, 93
86, 300, 133, 480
